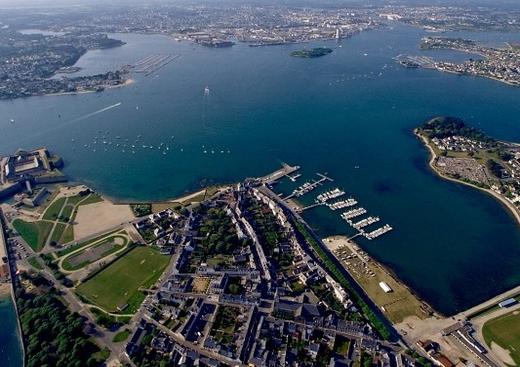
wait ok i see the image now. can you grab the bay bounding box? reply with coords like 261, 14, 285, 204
1, 24, 519, 316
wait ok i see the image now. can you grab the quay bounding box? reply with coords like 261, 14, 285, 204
260, 163, 300, 184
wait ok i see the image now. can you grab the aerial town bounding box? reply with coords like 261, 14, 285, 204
419, 37, 520, 86
0, 31, 127, 99
416, 117, 520, 222
2, 2, 520, 367
1, 3, 519, 99
0, 149, 517, 367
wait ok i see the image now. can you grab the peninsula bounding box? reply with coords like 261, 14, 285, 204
419, 37, 520, 86
290, 47, 333, 58
416, 116, 520, 226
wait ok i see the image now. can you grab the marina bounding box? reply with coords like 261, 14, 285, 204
133, 54, 180, 76
364, 224, 394, 240
352, 216, 380, 230
327, 198, 358, 210
316, 188, 345, 203
341, 207, 367, 220
280, 170, 394, 241
283, 173, 333, 200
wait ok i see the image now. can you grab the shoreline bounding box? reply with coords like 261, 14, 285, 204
0, 282, 10, 297
324, 235, 437, 323
423, 65, 520, 87
43, 78, 135, 98
415, 130, 520, 227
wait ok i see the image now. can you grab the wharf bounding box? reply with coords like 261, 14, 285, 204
284, 173, 333, 200
261, 163, 300, 184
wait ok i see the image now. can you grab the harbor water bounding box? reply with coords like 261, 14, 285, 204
1, 24, 520, 321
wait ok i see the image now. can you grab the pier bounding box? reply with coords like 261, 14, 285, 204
352, 216, 380, 230
261, 163, 300, 184
284, 172, 333, 200
133, 54, 180, 76
341, 207, 367, 221
363, 224, 393, 240
287, 173, 302, 182
327, 198, 358, 210
316, 188, 345, 203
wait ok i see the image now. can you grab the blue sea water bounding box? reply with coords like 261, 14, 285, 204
0, 296, 23, 367
0, 24, 519, 340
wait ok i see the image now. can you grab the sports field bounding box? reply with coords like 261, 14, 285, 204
76, 246, 170, 313
62, 235, 128, 271
483, 310, 520, 365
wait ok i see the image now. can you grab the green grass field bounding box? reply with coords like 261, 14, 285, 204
12, 219, 53, 252
483, 310, 520, 365
78, 194, 103, 206
76, 246, 169, 313
61, 225, 74, 243
49, 223, 67, 244
59, 205, 74, 222
112, 329, 131, 343
42, 197, 66, 220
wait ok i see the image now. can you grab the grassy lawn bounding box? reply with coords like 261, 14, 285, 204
61, 225, 74, 243
112, 329, 131, 343
43, 197, 67, 220
483, 311, 520, 365
78, 194, 104, 206
76, 246, 170, 313
12, 219, 53, 252
50, 223, 67, 244
60, 204, 74, 222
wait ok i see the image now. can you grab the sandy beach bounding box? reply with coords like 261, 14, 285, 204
417, 131, 520, 227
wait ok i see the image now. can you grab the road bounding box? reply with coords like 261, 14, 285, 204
144, 314, 245, 367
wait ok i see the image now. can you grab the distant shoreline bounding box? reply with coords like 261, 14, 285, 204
415, 130, 520, 227
44, 78, 135, 98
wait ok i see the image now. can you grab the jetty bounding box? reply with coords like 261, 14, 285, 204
133, 54, 180, 76
284, 173, 333, 200
261, 163, 300, 184
352, 216, 380, 230
341, 208, 367, 221
316, 188, 345, 203
327, 198, 358, 210
364, 224, 393, 240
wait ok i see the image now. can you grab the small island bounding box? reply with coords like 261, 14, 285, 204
290, 47, 333, 58
416, 116, 520, 225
